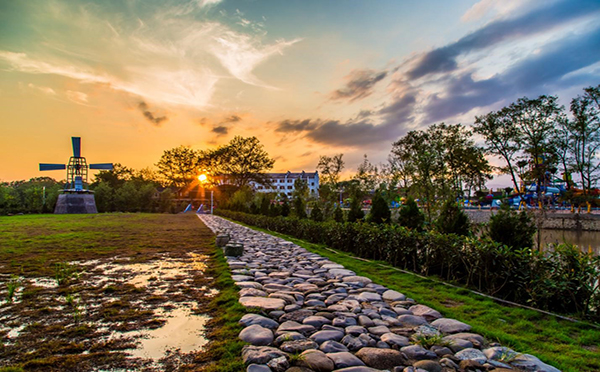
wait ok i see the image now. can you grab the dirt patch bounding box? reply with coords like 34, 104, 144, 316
440, 299, 464, 308
0, 213, 218, 371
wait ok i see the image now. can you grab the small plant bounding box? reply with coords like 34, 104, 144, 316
54, 262, 79, 286
367, 191, 391, 224
65, 293, 83, 323
288, 352, 305, 364
435, 198, 470, 236
497, 348, 519, 363
411, 333, 452, 349
6, 275, 21, 303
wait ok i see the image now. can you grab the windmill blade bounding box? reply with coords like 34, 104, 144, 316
72, 137, 81, 157
39, 163, 66, 171
89, 163, 114, 170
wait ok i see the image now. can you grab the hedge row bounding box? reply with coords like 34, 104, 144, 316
216, 209, 600, 321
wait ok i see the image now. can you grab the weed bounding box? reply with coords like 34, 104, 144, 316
288, 352, 305, 363
497, 348, 520, 363
411, 333, 452, 349
6, 275, 20, 303
54, 262, 79, 286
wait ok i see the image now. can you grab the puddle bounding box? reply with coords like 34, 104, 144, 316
123, 305, 209, 359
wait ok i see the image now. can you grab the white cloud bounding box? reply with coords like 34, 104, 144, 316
461, 0, 539, 22
65, 90, 88, 104
27, 83, 57, 95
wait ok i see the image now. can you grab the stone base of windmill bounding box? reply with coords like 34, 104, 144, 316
54, 193, 98, 214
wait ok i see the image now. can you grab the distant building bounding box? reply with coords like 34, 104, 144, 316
250, 171, 319, 197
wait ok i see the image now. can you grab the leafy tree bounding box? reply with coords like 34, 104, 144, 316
310, 203, 324, 222
435, 199, 470, 236
317, 154, 344, 186
347, 197, 364, 223
367, 191, 391, 224
280, 195, 290, 217
91, 163, 133, 188
333, 205, 344, 222
202, 136, 275, 188
156, 146, 201, 188
260, 195, 270, 216
567, 85, 600, 194
488, 203, 536, 250
268, 201, 281, 217
353, 154, 379, 194
397, 197, 425, 231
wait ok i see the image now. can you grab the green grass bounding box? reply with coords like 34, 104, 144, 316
232, 221, 600, 372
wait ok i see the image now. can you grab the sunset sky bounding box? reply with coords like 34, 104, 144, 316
1, 0, 599, 185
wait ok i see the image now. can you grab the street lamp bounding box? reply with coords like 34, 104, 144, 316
198, 174, 213, 214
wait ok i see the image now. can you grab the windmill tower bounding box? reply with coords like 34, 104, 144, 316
39, 137, 113, 214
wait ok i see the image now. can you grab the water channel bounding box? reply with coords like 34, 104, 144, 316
538, 229, 600, 255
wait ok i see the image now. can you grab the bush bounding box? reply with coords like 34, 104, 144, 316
488, 204, 536, 250
333, 206, 344, 222
397, 197, 425, 231
347, 198, 364, 222
435, 199, 470, 236
368, 191, 391, 224
293, 196, 307, 219
310, 204, 324, 222
281, 197, 290, 217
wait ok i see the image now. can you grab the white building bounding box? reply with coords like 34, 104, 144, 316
251, 171, 319, 197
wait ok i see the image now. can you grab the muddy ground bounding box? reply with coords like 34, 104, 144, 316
0, 213, 218, 371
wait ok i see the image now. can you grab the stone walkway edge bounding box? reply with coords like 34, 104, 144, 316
199, 215, 560, 372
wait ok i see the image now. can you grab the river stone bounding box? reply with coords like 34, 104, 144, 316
444, 332, 484, 347
240, 314, 279, 330
322, 263, 344, 269
246, 364, 271, 372
297, 350, 335, 372
285, 368, 314, 372
400, 345, 437, 361
430, 318, 471, 333
237, 282, 264, 290
483, 346, 517, 360
397, 314, 428, 327
382, 290, 406, 302
455, 348, 487, 364
280, 339, 318, 353
329, 269, 356, 278
330, 368, 381, 372
239, 288, 268, 297
274, 332, 305, 346
510, 354, 561, 372
267, 355, 290, 372
343, 276, 372, 284
242, 345, 288, 365
380, 333, 410, 348
240, 296, 286, 311
303, 315, 332, 328
414, 325, 441, 337
355, 347, 408, 370
413, 360, 442, 372
444, 337, 473, 352
367, 325, 390, 336
280, 309, 314, 323
239, 324, 274, 346
333, 316, 357, 328
345, 325, 367, 335
310, 329, 345, 344
357, 315, 375, 327
356, 292, 382, 302
276, 321, 316, 336
326, 352, 366, 369
320, 340, 349, 353
408, 305, 442, 321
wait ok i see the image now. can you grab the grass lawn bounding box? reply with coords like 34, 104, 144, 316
233, 221, 600, 372
0, 213, 247, 372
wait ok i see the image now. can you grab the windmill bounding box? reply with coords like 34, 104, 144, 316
39, 137, 113, 213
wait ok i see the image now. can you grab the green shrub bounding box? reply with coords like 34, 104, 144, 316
333, 206, 344, 222
488, 203, 536, 250
281, 197, 290, 217
293, 196, 307, 219
435, 199, 470, 236
347, 198, 364, 222
368, 191, 391, 224
397, 197, 425, 231
310, 204, 324, 222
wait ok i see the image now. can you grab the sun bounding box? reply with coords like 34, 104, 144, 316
198, 174, 208, 182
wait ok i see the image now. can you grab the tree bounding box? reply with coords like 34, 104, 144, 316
280, 195, 290, 217
435, 199, 470, 236
347, 197, 364, 223
317, 154, 344, 186
488, 204, 536, 250
473, 109, 522, 197
310, 203, 324, 222
202, 136, 275, 188
568, 85, 600, 194
156, 146, 201, 188
292, 178, 308, 218
397, 197, 425, 231
368, 191, 391, 224
353, 154, 379, 194
333, 206, 344, 222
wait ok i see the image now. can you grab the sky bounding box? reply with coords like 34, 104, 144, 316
1, 0, 599, 186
